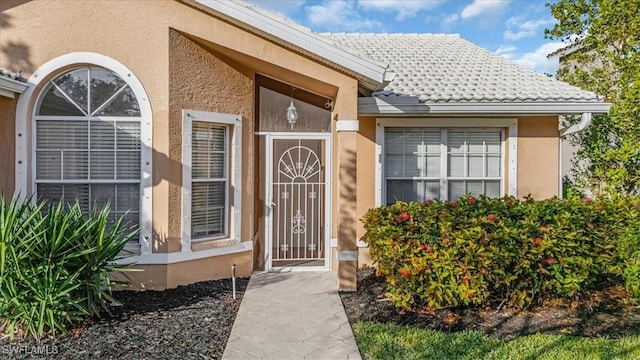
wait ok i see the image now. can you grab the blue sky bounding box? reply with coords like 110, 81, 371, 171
245, 0, 568, 74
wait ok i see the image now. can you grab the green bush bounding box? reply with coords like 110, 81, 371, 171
361, 195, 640, 310
617, 223, 640, 298
0, 197, 137, 339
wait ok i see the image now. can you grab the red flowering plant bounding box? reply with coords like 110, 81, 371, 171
486, 213, 497, 223
361, 194, 640, 310
395, 212, 411, 223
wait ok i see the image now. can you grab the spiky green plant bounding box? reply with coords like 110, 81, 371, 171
0, 197, 137, 339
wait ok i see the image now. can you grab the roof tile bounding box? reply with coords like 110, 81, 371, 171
0, 68, 26, 83
322, 33, 601, 103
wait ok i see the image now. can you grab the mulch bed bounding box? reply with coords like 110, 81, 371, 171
340, 267, 640, 339
0, 278, 249, 360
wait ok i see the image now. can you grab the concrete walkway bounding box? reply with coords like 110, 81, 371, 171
222, 272, 362, 360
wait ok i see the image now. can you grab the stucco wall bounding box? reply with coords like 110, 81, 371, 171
167, 30, 254, 252
112, 250, 252, 290
517, 116, 559, 199
2, 0, 362, 288
1, 0, 173, 249
356, 116, 377, 240
0, 0, 358, 237
0, 96, 16, 199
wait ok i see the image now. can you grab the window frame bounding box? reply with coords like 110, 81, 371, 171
31, 64, 143, 236
375, 118, 518, 206
181, 110, 242, 251
190, 122, 229, 241
444, 128, 505, 200
24, 60, 152, 255
32, 114, 143, 227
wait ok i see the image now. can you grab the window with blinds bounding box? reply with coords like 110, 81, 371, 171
384, 128, 502, 203
385, 128, 441, 204
34, 67, 141, 232
447, 130, 502, 200
190, 122, 228, 240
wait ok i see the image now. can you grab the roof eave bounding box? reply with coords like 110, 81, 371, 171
358, 97, 611, 116
186, 0, 388, 87
0, 77, 28, 99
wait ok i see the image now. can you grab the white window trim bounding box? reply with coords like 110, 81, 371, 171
15, 52, 153, 254
375, 118, 517, 206
182, 110, 242, 252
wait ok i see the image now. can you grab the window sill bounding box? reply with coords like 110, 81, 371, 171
116, 240, 253, 265
118, 242, 141, 258
191, 237, 236, 252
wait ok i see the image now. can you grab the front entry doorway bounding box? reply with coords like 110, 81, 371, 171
265, 134, 331, 271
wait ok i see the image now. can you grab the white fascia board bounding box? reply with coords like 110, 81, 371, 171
193, 0, 387, 84
0, 77, 28, 94
0, 89, 15, 99
358, 97, 611, 115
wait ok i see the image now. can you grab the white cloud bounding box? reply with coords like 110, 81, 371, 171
440, 0, 509, 31
244, 0, 306, 17
358, 0, 445, 21
461, 0, 510, 19
306, 0, 382, 31
496, 42, 565, 74
504, 16, 554, 41
495, 45, 517, 56
440, 13, 460, 31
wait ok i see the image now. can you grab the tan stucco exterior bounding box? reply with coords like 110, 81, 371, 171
167, 29, 255, 253
1, 0, 362, 289
356, 117, 378, 241
1, 0, 567, 291
0, 96, 16, 199
517, 116, 560, 199
112, 251, 252, 290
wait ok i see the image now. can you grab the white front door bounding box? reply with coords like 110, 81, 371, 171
265, 134, 331, 271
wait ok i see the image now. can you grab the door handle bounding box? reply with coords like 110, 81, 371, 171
270, 202, 277, 208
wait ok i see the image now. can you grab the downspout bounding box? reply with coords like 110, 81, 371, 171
560, 112, 592, 137
558, 112, 592, 197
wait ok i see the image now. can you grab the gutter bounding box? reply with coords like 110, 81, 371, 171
358, 97, 611, 115
558, 112, 593, 198
0, 76, 28, 99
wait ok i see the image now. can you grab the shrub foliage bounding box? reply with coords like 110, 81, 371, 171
361, 195, 640, 310
0, 197, 137, 339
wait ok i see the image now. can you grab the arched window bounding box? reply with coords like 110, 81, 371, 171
34, 66, 142, 232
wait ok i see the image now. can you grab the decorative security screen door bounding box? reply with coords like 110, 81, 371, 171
266, 135, 330, 270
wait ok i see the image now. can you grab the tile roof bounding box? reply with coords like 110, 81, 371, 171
0, 68, 26, 83
0, 68, 28, 97
192, 0, 390, 89
547, 40, 588, 59
322, 33, 601, 104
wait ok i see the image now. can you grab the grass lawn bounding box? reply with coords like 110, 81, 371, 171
353, 321, 640, 360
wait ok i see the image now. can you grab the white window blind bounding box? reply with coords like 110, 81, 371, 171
447, 130, 502, 200
384, 128, 502, 203
35, 67, 141, 231
191, 122, 228, 240
385, 128, 441, 204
